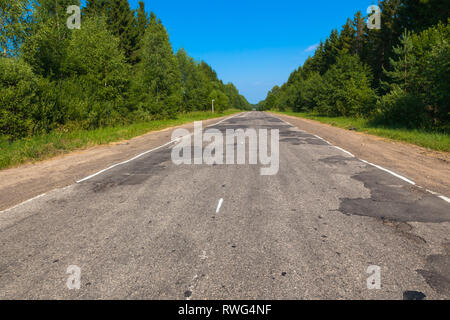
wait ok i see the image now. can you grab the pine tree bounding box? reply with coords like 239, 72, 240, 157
396, 0, 450, 34
322, 29, 340, 72
384, 30, 417, 94
365, 0, 402, 90
108, 0, 137, 63
136, 1, 149, 43
352, 11, 367, 58
339, 19, 355, 53
84, 0, 106, 15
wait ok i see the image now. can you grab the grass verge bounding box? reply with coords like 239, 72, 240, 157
0, 109, 242, 170
272, 111, 450, 152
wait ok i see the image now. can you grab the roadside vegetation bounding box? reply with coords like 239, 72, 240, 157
0, 0, 250, 169
273, 111, 450, 152
259, 0, 449, 151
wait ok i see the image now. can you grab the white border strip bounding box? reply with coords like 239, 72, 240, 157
0, 113, 243, 213
269, 112, 450, 203
360, 159, 416, 185
76, 140, 177, 183
77, 112, 243, 183
427, 189, 450, 203
313, 134, 331, 145
333, 146, 355, 157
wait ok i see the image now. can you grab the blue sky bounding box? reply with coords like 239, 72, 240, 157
125, 0, 374, 103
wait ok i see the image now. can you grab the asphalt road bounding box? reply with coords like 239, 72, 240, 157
0, 112, 449, 299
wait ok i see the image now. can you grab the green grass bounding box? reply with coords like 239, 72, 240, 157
272, 111, 450, 152
0, 109, 242, 170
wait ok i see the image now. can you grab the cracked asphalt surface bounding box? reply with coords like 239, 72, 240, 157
0, 111, 449, 299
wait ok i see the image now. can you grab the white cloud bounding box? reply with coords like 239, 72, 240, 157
304, 44, 319, 53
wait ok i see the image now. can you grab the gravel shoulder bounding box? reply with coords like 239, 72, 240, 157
0, 114, 242, 211
271, 112, 450, 197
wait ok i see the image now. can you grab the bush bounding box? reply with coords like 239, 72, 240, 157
374, 87, 430, 129
208, 90, 229, 113
31, 77, 60, 134
383, 23, 449, 129
300, 72, 323, 111
316, 52, 377, 117
0, 58, 37, 139
61, 17, 131, 128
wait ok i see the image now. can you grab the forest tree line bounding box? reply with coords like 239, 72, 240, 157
259, 0, 449, 131
0, 0, 251, 140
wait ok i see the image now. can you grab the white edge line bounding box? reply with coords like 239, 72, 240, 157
312, 134, 331, 145
270, 113, 416, 186
426, 190, 450, 203
205, 112, 242, 127
359, 159, 415, 185
216, 198, 224, 213
270, 112, 450, 202
333, 146, 355, 157
1, 190, 50, 213
7, 193, 47, 211
76, 139, 177, 183
0, 113, 245, 213
77, 112, 244, 183
3, 111, 449, 212
0, 185, 76, 214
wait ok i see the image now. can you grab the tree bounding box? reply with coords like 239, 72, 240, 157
417, 22, 449, 126
84, 0, 138, 63
396, 0, 450, 34
261, 86, 280, 110
176, 48, 210, 112
301, 72, 324, 111
317, 52, 377, 117
379, 22, 449, 128
365, 0, 402, 89
0, 0, 32, 57
352, 11, 367, 58
259, 0, 448, 131
322, 29, 341, 72
0, 57, 36, 138
0, 0, 249, 141
62, 16, 130, 127
132, 13, 182, 118
302, 42, 326, 74
339, 19, 355, 53
135, 1, 149, 43
21, 0, 74, 79
208, 90, 229, 113
384, 30, 417, 94
223, 83, 250, 110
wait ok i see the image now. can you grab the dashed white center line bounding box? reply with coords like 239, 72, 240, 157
216, 198, 224, 213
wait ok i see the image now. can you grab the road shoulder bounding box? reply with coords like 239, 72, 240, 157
270, 112, 450, 197
0, 113, 242, 211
